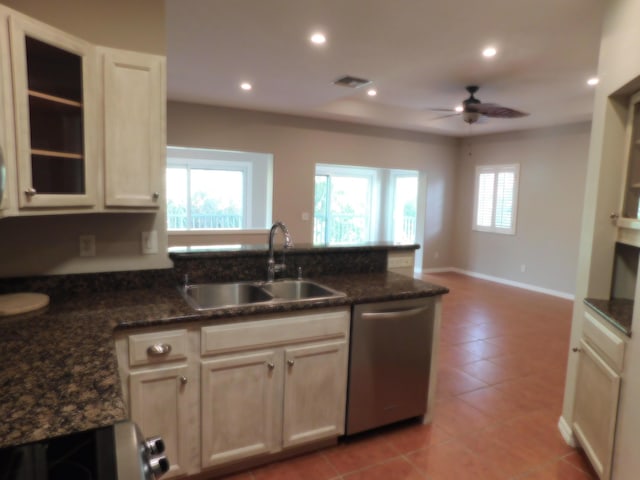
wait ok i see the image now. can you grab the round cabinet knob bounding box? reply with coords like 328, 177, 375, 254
267, 362, 275, 370
152, 192, 160, 200
24, 188, 37, 197
180, 376, 188, 385
287, 359, 295, 367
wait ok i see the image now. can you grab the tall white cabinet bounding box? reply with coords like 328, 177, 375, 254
560, 2, 640, 479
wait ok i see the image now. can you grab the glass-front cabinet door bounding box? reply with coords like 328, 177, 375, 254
621, 91, 640, 221
9, 13, 97, 209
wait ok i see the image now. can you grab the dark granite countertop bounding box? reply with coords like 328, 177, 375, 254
584, 298, 633, 337
0, 272, 447, 449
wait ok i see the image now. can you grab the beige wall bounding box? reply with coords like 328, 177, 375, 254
0, 0, 164, 54
560, 0, 640, 477
451, 122, 591, 296
167, 102, 458, 271
0, 0, 170, 277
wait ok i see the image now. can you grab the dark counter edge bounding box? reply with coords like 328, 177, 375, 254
168, 242, 419, 259
584, 298, 632, 337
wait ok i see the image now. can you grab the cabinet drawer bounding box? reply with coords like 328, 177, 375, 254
128, 329, 188, 366
202, 309, 349, 355
583, 310, 625, 372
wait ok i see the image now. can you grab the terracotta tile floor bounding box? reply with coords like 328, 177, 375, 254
220, 272, 597, 480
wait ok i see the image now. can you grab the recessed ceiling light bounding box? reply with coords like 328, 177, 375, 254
482, 46, 497, 58
367, 89, 377, 97
587, 77, 599, 86
455, 105, 464, 112
310, 32, 326, 45
240, 82, 252, 91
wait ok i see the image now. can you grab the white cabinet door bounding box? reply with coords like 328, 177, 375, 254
201, 350, 279, 468
282, 340, 348, 448
130, 364, 190, 479
0, 7, 14, 215
101, 47, 165, 208
8, 12, 98, 209
572, 339, 621, 480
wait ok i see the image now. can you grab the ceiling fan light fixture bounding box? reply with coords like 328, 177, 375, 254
455, 105, 464, 112
463, 110, 480, 124
333, 75, 372, 88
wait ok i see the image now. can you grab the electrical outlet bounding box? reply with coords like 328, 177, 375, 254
141, 230, 158, 254
301, 212, 310, 221
79, 235, 96, 257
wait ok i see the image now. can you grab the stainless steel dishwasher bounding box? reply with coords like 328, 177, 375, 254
346, 297, 434, 435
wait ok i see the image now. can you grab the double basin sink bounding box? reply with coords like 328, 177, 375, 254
181, 279, 346, 311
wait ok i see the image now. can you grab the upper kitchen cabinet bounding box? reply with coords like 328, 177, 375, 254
0, 8, 16, 217
8, 12, 98, 209
616, 90, 640, 249
100, 47, 165, 209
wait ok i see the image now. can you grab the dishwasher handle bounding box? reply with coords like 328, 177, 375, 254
361, 305, 430, 320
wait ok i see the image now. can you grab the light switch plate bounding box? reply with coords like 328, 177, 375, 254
79, 235, 96, 257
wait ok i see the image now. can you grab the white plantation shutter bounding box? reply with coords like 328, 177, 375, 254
473, 164, 519, 234
476, 172, 495, 227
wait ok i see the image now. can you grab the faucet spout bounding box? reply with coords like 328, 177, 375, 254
267, 221, 293, 281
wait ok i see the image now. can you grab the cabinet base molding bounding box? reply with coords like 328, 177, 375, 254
557, 415, 577, 447
188, 437, 338, 480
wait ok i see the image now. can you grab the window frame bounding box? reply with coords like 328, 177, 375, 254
166, 146, 272, 233
314, 164, 380, 245
472, 163, 520, 235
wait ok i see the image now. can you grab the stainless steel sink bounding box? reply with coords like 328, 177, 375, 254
182, 282, 274, 311
261, 279, 342, 300
180, 279, 345, 311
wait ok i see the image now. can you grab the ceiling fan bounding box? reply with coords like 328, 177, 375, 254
431, 85, 529, 124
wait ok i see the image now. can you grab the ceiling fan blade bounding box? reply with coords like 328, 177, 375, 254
468, 103, 529, 118
430, 112, 460, 121
426, 107, 457, 112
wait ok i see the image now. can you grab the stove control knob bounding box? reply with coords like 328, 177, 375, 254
148, 454, 170, 478
145, 436, 165, 455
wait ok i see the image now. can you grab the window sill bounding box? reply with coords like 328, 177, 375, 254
168, 229, 270, 236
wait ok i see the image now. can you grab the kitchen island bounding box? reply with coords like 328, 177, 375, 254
0, 242, 448, 473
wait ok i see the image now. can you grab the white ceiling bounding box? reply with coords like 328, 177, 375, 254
166, 0, 605, 137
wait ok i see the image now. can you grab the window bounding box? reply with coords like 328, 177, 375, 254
166, 147, 272, 231
313, 164, 422, 246
473, 164, 519, 234
314, 165, 378, 244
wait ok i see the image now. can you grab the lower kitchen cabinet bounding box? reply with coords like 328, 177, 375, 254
201, 350, 279, 468
571, 308, 626, 480
199, 308, 350, 472
129, 365, 190, 479
282, 341, 348, 448
116, 307, 350, 477
116, 327, 195, 478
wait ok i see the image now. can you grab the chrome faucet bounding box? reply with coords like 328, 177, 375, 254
267, 221, 293, 281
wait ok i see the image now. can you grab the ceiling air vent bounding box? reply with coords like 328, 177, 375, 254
333, 75, 371, 88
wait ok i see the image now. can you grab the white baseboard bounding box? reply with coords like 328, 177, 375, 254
557, 415, 577, 447
422, 267, 575, 300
